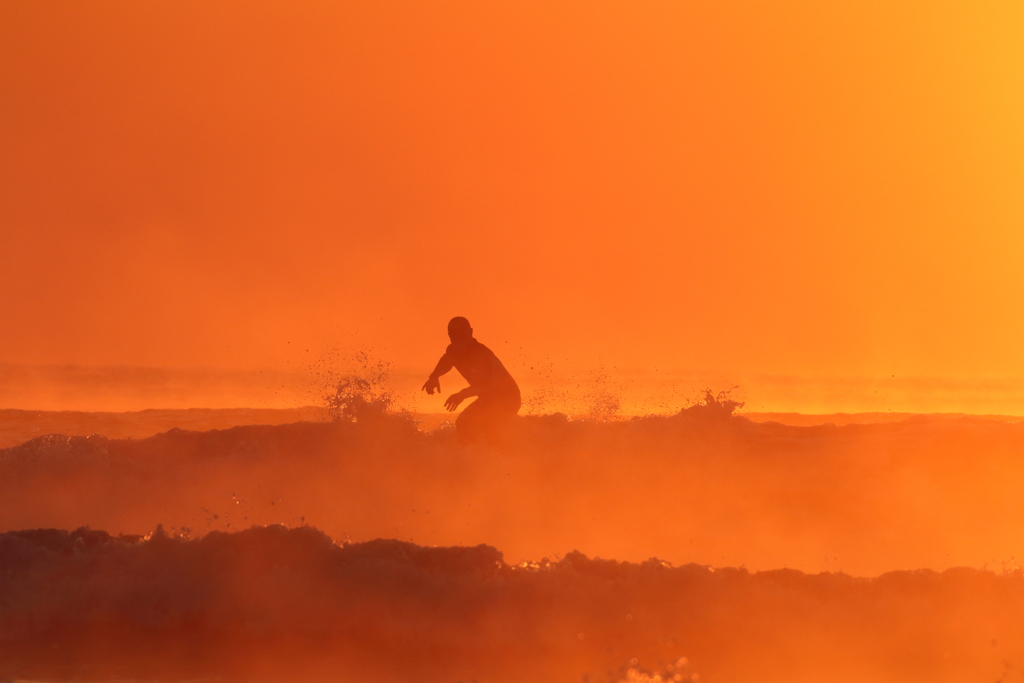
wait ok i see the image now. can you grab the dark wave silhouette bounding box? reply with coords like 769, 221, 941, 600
0, 523, 1020, 682
2, 404, 1024, 576
2, 400, 1024, 681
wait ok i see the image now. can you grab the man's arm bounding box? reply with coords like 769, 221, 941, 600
422, 354, 454, 395
444, 386, 478, 412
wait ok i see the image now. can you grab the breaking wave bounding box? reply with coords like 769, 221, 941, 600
0, 524, 1021, 682
2, 404, 1024, 576
2, 397, 1024, 681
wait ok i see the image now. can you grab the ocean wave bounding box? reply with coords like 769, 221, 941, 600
0, 524, 1020, 682
2, 408, 1024, 576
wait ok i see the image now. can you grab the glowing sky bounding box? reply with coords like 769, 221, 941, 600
2, 1, 1023, 403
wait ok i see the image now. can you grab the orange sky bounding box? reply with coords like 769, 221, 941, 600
2, 1, 1023, 409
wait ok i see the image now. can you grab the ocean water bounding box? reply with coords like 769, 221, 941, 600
0, 524, 1021, 683
1, 402, 1023, 681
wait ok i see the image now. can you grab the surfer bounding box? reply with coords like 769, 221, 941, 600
422, 317, 521, 443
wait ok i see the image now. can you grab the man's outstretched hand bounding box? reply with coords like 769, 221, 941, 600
445, 390, 467, 412
422, 376, 441, 395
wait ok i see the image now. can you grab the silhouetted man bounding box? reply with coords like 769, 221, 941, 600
422, 317, 521, 443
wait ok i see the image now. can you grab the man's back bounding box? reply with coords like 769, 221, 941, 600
443, 339, 520, 401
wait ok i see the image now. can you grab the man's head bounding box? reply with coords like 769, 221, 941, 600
447, 316, 473, 343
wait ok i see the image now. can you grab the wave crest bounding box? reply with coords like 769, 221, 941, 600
0, 524, 1021, 682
